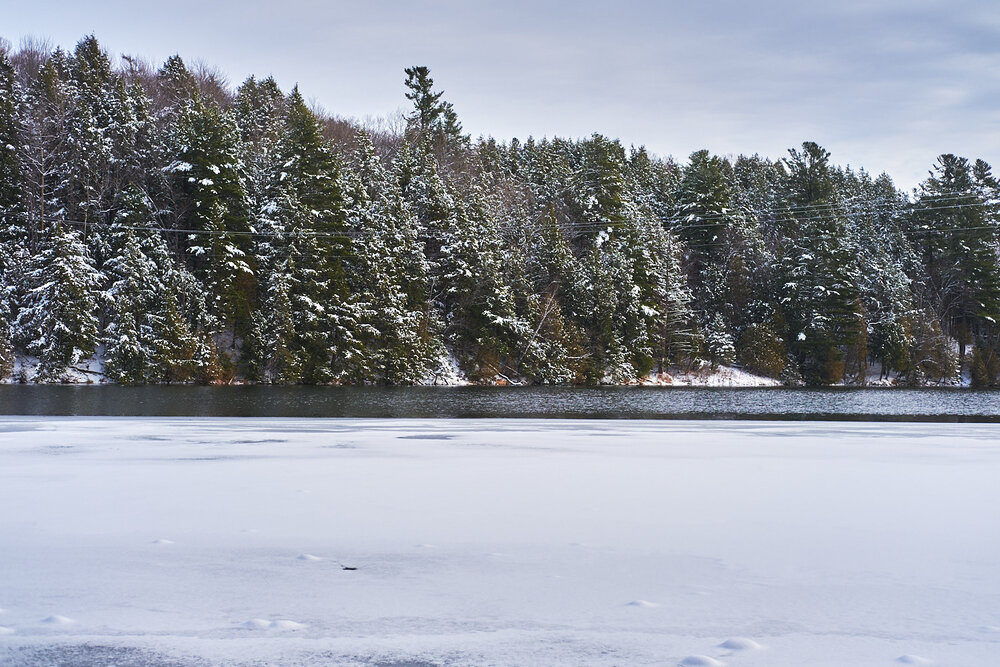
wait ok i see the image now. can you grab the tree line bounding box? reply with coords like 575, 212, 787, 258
1, 36, 998, 386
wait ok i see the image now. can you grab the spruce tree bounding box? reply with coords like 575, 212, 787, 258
160, 55, 254, 341
915, 154, 1000, 367
15, 225, 101, 381
252, 86, 362, 383
347, 131, 436, 383
780, 143, 867, 384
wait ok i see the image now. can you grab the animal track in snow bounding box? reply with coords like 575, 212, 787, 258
678, 656, 724, 667
41, 615, 74, 625
718, 637, 762, 650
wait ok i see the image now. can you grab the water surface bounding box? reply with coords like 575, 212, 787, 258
1, 385, 999, 421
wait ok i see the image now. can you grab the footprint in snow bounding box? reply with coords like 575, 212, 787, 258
41, 615, 74, 625
896, 657, 932, 665
152, 539, 174, 545
679, 656, 724, 667
297, 554, 322, 561
626, 600, 660, 608
0, 626, 13, 635
718, 638, 762, 651
243, 618, 306, 631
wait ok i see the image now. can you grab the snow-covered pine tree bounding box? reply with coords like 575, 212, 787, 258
233, 75, 285, 249
914, 154, 1000, 372
18, 49, 76, 252
671, 149, 741, 363
517, 206, 588, 383
475, 144, 579, 384
102, 187, 215, 383
159, 55, 254, 343
0, 288, 12, 380
0, 50, 22, 377
0, 49, 22, 244
838, 170, 917, 381
247, 262, 300, 383
436, 186, 525, 382
566, 134, 697, 381
14, 224, 101, 381
102, 190, 161, 383
780, 143, 867, 384
347, 130, 436, 383
253, 86, 362, 383
62, 36, 118, 259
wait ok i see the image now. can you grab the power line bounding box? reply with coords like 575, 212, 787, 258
41, 195, 1000, 248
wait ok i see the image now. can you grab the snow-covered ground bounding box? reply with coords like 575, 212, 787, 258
644, 365, 781, 387
1, 418, 999, 666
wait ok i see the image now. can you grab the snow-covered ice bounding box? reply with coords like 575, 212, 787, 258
1, 417, 999, 666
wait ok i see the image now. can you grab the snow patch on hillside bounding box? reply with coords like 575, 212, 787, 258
7, 352, 106, 384
644, 364, 781, 387
420, 352, 469, 386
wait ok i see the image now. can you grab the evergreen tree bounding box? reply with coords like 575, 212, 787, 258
780, 143, 867, 384
160, 56, 254, 340
914, 155, 1000, 370
14, 225, 101, 380
252, 86, 362, 383
0, 50, 23, 247
403, 66, 466, 150
19, 49, 75, 249
347, 131, 436, 383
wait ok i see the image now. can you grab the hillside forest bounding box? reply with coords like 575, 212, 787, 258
1, 36, 999, 386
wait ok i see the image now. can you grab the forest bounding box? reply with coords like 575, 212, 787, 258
1, 35, 998, 386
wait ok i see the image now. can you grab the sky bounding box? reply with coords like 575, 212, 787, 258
3, 0, 999, 189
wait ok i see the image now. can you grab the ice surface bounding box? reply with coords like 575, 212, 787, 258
1, 418, 999, 666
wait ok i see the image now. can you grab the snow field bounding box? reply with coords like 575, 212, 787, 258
0, 418, 998, 665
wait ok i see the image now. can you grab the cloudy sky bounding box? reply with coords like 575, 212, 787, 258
5, 0, 999, 188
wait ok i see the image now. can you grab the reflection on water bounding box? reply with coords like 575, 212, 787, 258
1, 385, 999, 421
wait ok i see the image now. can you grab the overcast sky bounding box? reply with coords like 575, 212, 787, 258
5, 0, 999, 189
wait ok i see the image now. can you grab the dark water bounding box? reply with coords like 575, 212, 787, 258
1, 385, 999, 421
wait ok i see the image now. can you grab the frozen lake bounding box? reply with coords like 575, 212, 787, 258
1, 418, 999, 666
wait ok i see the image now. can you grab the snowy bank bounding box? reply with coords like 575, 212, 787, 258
2, 351, 780, 387
643, 364, 781, 387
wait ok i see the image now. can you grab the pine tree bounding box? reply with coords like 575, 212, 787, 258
64, 36, 117, 251
19, 49, 75, 250
160, 56, 254, 341
780, 143, 867, 384
914, 154, 1000, 367
403, 66, 466, 151
251, 86, 362, 383
347, 131, 436, 383
0, 50, 23, 246
15, 225, 101, 380
0, 50, 23, 378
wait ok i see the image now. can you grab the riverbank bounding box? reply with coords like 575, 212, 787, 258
2, 353, 945, 388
